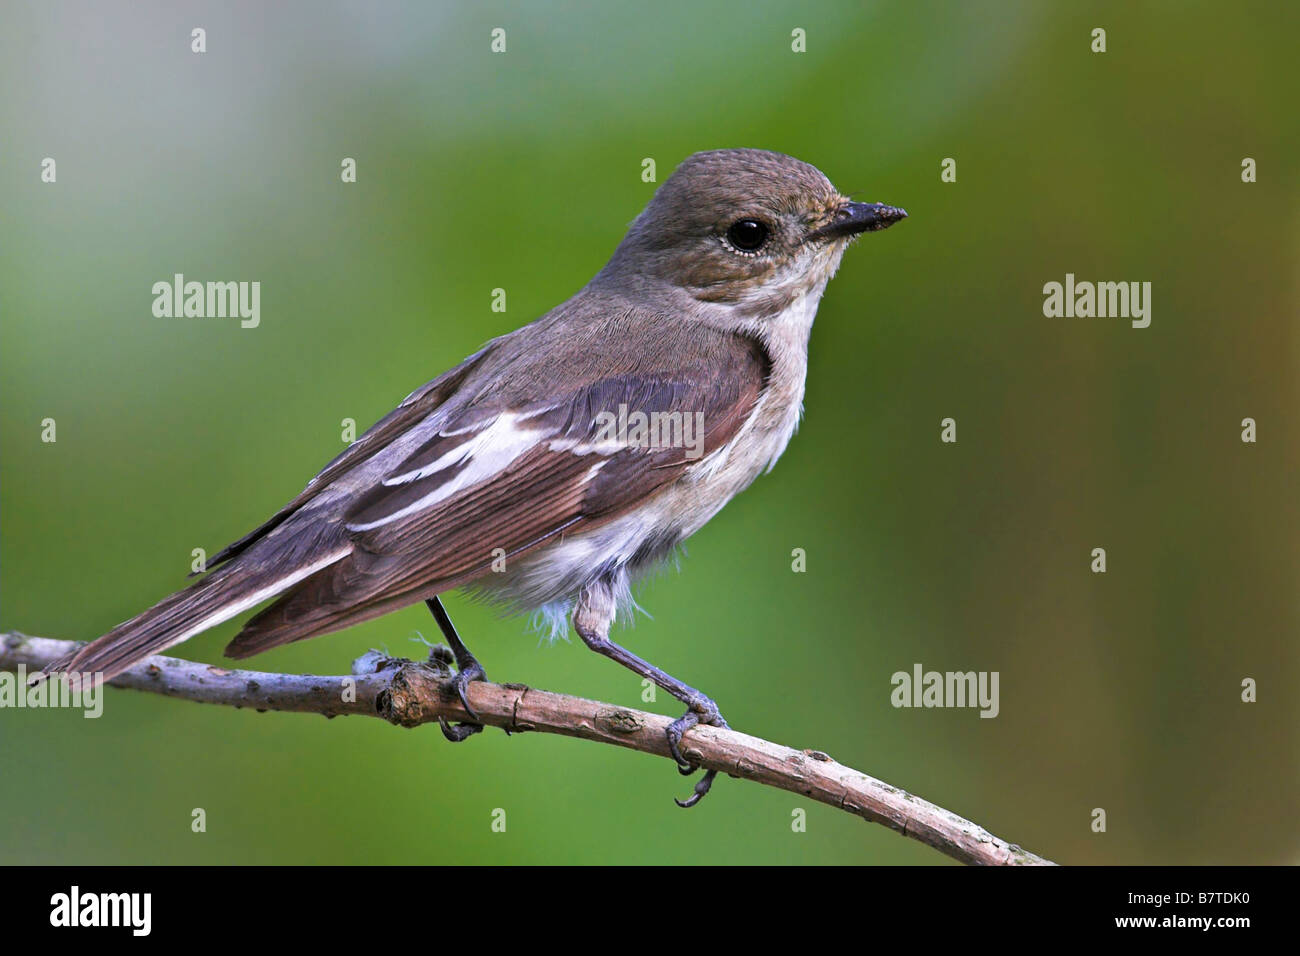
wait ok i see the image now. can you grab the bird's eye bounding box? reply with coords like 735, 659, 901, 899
725, 218, 769, 252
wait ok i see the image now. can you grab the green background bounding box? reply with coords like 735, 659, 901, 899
2, 1, 1296, 865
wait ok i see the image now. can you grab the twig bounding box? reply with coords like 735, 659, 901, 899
1, 631, 1054, 865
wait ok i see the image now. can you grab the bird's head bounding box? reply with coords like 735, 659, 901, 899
599, 148, 906, 319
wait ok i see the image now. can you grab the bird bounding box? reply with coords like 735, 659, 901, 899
41, 148, 906, 806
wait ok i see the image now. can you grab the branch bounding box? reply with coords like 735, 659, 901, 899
2, 632, 1053, 866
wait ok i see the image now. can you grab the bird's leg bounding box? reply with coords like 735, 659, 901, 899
573, 581, 728, 808
425, 596, 488, 742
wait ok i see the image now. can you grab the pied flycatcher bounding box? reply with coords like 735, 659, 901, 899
45, 148, 906, 805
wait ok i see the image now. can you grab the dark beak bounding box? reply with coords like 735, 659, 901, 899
808, 201, 908, 241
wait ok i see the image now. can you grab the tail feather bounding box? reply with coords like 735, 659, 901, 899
224, 551, 431, 658
41, 548, 350, 683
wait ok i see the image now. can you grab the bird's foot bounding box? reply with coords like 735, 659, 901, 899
666, 694, 728, 808
428, 643, 489, 743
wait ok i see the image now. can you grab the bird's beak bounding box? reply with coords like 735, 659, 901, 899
808, 201, 908, 241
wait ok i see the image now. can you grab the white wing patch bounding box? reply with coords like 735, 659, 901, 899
347, 411, 547, 531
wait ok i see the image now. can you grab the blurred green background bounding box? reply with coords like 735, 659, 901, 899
2, 1, 1296, 865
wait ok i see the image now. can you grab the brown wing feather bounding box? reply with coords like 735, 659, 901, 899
224, 339, 767, 657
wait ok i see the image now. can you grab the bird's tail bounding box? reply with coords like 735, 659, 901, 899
37, 547, 350, 685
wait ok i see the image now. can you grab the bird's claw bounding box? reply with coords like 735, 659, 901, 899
437, 650, 488, 742
667, 710, 699, 771
665, 696, 727, 807
438, 716, 483, 742
451, 659, 486, 722
675, 773, 716, 809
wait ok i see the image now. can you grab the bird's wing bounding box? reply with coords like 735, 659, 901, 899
201, 343, 497, 571
225, 334, 769, 655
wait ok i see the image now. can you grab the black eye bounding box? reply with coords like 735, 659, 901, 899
726, 218, 769, 252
